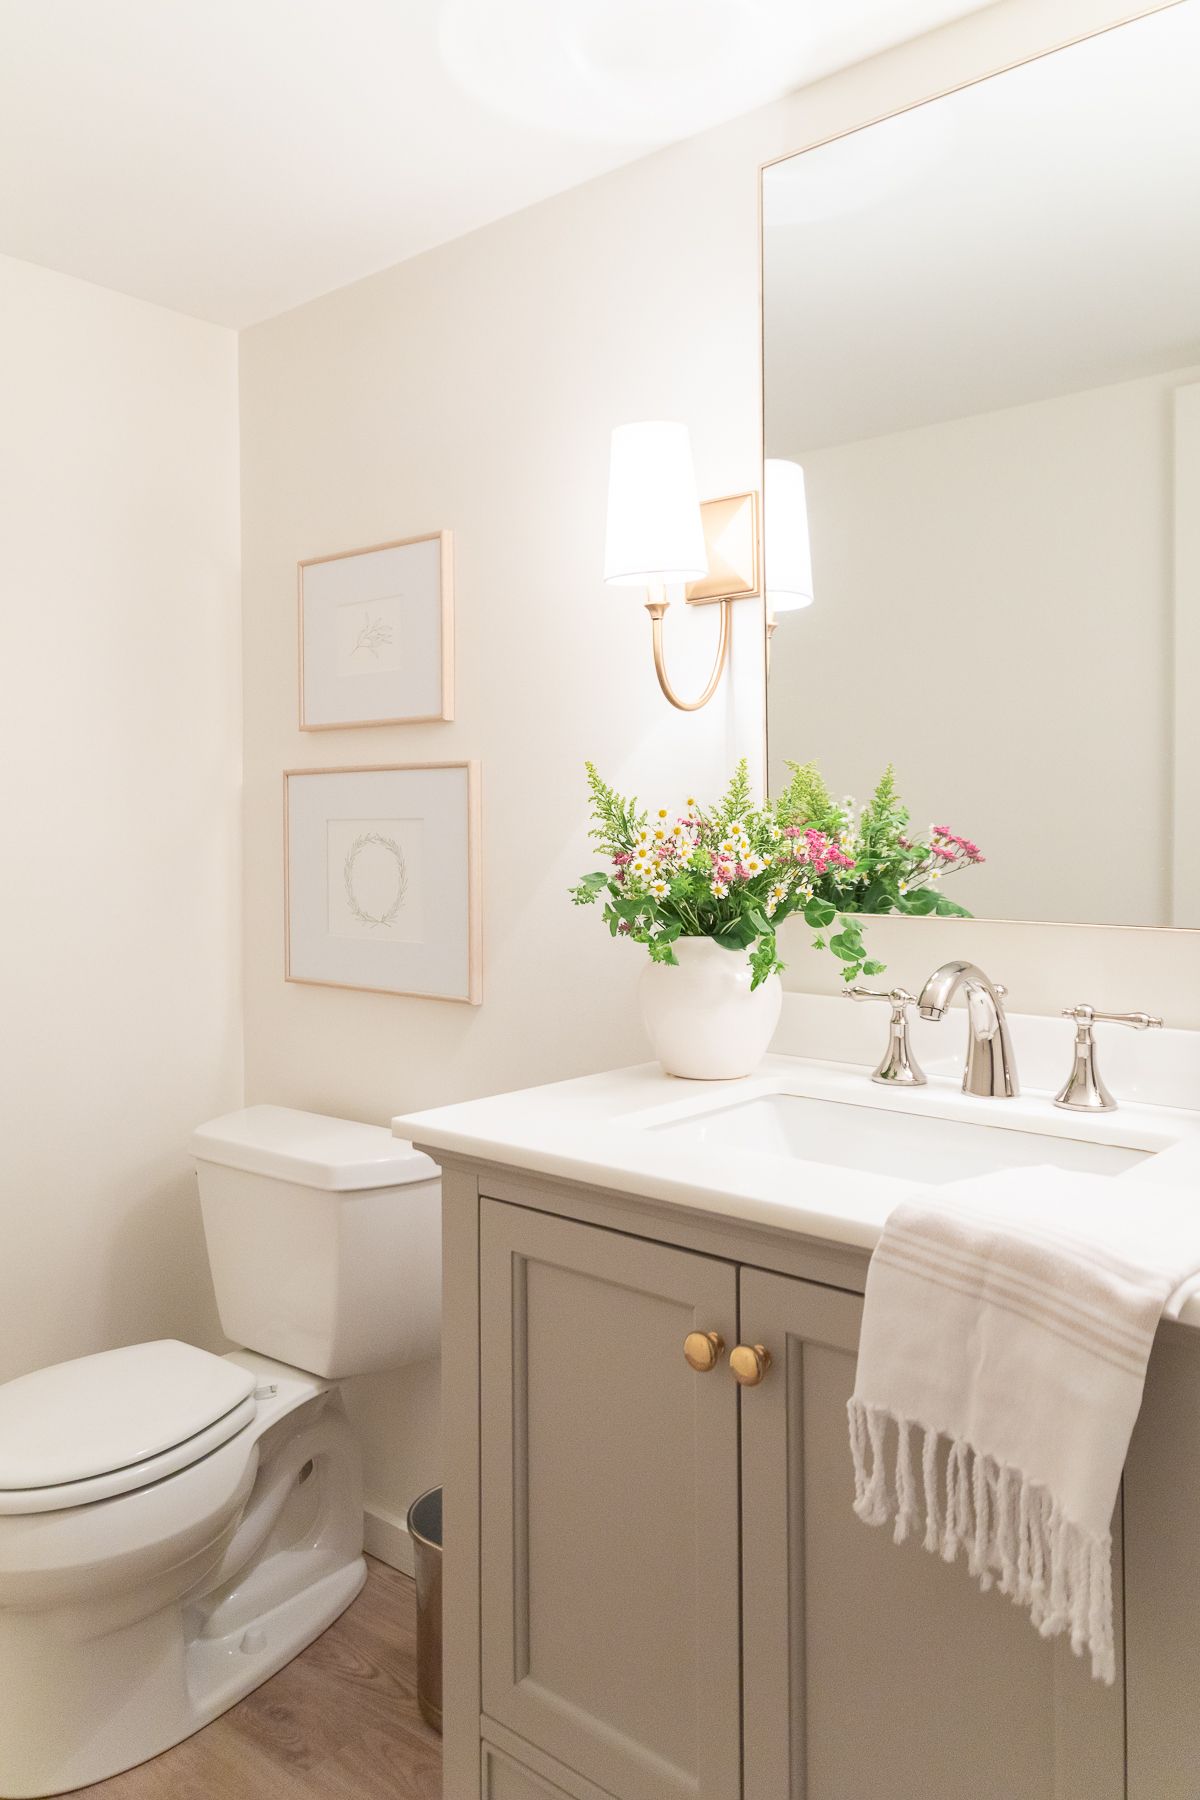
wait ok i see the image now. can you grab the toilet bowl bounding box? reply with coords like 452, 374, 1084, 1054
0, 1107, 441, 1798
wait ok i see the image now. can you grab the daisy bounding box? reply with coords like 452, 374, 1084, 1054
718, 837, 738, 858
649, 878, 670, 898
710, 880, 729, 899
742, 854, 765, 876
653, 808, 671, 823
768, 882, 788, 906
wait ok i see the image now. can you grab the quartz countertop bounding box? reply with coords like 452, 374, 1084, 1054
394, 1047, 1200, 1321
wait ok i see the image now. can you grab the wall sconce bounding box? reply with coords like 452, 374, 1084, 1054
603, 421, 760, 712
764, 457, 814, 639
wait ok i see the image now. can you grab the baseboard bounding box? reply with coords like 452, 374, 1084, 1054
363, 1500, 416, 1576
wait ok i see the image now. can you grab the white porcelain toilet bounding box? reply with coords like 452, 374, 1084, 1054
0, 1105, 441, 1799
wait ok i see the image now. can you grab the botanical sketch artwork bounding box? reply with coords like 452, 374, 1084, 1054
327, 816, 423, 943
349, 609, 395, 662
334, 592, 405, 678
299, 532, 452, 728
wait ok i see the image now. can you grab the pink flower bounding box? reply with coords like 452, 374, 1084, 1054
736, 862, 754, 882
716, 859, 735, 882
617, 920, 632, 934
613, 852, 632, 865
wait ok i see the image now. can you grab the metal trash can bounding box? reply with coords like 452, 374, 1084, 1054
407, 1485, 443, 1733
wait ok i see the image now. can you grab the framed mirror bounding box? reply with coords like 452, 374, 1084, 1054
762, 1, 1200, 931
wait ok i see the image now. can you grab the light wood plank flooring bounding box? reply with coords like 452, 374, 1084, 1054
74, 1558, 442, 1800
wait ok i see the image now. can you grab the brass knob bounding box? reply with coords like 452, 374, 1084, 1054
731, 1344, 772, 1387
683, 1330, 725, 1373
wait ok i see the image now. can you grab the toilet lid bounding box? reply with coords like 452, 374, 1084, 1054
0, 1340, 257, 1492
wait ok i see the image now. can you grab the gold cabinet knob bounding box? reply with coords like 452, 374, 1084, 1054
731, 1344, 772, 1387
683, 1330, 726, 1373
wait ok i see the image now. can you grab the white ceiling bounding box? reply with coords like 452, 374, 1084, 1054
764, 2, 1200, 450
0, 0, 993, 328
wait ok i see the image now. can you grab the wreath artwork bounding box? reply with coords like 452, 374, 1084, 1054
343, 832, 408, 929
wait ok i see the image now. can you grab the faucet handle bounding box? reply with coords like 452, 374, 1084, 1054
845, 987, 926, 1087
1061, 1004, 1163, 1031
1055, 1005, 1164, 1113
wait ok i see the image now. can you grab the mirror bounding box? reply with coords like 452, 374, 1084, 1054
762, 2, 1200, 930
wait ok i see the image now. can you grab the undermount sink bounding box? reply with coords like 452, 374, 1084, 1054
650, 1091, 1152, 1183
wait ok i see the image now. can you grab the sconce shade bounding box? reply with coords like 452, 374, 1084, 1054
764, 457, 814, 612
604, 421, 708, 587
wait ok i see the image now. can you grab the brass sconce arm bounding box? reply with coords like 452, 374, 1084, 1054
645, 595, 732, 713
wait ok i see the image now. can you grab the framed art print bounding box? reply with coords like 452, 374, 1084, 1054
285, 762, 481, 1003
298, 531, 453, 729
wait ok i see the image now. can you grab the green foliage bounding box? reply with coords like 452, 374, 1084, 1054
570, 759, 982, 994
710, 757, 754, 830
582, 761, 646, 858
775, 760, 835, 831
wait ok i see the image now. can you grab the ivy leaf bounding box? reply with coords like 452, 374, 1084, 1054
862, 960, 886, 976
829, 929, 866, 962
934, 896, 972, 918
899, 890, 938, 916
803, 898, 837, 929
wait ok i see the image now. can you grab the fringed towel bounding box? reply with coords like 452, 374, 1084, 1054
849, 1166, 1200, 1683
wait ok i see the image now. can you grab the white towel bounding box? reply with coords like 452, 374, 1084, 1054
849, 1166, 1200, 1682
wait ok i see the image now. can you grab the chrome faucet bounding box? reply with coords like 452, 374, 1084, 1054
917, 961, 1019, 1098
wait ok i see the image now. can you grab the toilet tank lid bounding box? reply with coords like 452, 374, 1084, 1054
191, 1105, 439, 1191
0, 1341, 255, 1491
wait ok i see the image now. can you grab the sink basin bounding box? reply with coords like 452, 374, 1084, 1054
650, 1091, 1151, 1184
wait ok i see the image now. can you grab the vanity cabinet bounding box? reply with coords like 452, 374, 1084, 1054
478, 1200, 741, 1800
432, 1158, 1200, 1800
738, 1268, 1122, 1800
462, 1188, 1123, 1800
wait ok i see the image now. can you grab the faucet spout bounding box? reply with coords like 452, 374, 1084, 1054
917, 960, 1019, 1098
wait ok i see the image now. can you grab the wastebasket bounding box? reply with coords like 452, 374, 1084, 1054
407, 1485, 443, 1732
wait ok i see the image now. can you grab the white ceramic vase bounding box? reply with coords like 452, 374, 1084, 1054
638, 936, 783, 1081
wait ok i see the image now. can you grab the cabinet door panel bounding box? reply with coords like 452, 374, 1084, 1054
739, 1268, 1124, 1800
480, 1200, 740, 1800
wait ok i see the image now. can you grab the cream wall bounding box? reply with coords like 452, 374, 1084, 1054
0, 253, 241, 1382
238, 0, 1197, 1551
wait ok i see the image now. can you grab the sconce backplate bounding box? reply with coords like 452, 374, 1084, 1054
686, 490, 761, 607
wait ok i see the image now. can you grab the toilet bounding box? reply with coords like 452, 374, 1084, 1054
0, 1105, 441, 1799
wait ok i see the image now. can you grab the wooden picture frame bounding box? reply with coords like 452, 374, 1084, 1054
284, 762, 481, 1003
298, 531, 454, 729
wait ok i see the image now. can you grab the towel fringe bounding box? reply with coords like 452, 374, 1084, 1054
847, 1397, 1115, 1684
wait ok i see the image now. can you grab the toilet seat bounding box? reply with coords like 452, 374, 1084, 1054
0, 1341, 258, 1516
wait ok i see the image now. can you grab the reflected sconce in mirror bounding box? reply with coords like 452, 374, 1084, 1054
603, 421, 760, 712
764, 457, 814, 639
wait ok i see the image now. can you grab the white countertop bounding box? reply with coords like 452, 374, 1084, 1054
394, 1047, 1200, 1322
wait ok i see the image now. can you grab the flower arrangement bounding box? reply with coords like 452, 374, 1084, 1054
570, 758, 984, 989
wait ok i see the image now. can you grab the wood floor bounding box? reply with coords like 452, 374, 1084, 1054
75, 1558, 442, 1800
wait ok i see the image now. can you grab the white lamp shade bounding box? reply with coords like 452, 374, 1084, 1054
603, 421, 708, 587
764, 457, 814, 612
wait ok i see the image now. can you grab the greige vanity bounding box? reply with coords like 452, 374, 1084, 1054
400, 1046, 1200, 1800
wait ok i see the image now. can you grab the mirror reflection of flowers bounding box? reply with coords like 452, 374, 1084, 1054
570, 759, 984, 989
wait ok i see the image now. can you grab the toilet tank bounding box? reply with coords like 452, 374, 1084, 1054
190, 1106, 441, 1379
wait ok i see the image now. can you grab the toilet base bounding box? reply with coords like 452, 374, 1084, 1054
0, 1360, 371, 1798
187, 1554, 368, 1743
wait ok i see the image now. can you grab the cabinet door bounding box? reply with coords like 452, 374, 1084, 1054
739, 1268, 1124, 1800
480, 1199, 740, 1800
